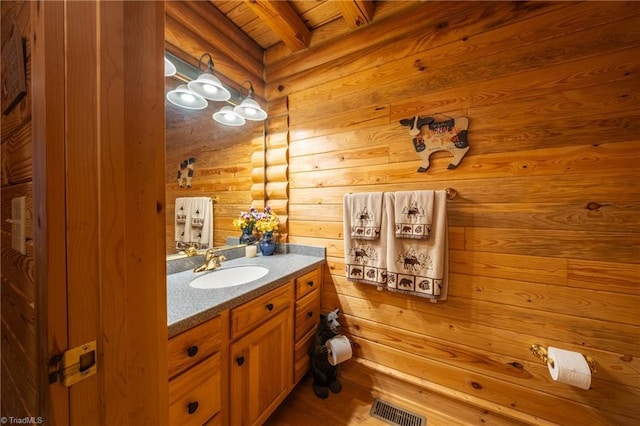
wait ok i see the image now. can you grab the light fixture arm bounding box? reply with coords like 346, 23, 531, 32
198, 53, 216, 73
241, 80, 255, 99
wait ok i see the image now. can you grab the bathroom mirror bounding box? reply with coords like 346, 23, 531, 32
164, 54, 265, 257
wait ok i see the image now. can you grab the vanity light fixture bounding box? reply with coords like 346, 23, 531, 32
187, 53, 231, 102
166, 84, 208, 110
164, 56, 177, 77
213, 106, 246, 127
165, 52, 267, 126
234, 80, 268, 121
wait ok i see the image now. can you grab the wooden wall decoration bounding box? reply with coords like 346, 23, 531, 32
1, 23, 26, 115
177, 157, 195, 188
399, 115, 470, 172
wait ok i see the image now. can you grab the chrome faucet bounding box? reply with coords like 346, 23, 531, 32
193, 249, 226, 273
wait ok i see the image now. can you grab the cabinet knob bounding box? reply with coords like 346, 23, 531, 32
236, 356, 245, 366
187, 401, 199, 415
266, 303, 274, 311
186, 345, 198, 357
307, 311, 314, 318
307, 281, 314, 287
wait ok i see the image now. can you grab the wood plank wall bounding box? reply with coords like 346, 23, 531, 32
0, 0, 37, 419
265, 1, 640, 424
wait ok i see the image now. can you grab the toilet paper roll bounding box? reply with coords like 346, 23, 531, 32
547, 346, 591, 390
326, 335, 352, 366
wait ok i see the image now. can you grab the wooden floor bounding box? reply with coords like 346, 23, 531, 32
265, 360, 532, 426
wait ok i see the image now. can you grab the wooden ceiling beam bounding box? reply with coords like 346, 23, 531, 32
164, 15, 265, 98
335, 0, 375, 29
165, 1, 263, 78
244, 0, 311, 52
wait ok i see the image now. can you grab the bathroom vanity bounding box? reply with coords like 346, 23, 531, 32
166, 247, 324, 425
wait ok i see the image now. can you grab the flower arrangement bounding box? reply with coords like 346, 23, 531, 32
233, 207, 260, 230
255, 206, 280, 233
233, 206, 280, 233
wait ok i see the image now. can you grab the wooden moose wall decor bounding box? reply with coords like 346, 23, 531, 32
399, 115, 470, 172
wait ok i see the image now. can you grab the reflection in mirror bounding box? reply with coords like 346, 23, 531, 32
165, 54, 265, 256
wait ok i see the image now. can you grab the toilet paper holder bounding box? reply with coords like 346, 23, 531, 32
530, 344, 596, 374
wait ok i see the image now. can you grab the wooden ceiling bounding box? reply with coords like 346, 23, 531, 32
165, 1, 419, 99
211, 0, 375, 51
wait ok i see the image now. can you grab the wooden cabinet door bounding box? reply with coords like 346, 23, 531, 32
230, 308, 293, 426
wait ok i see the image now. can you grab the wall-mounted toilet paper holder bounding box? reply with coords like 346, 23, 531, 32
530, 344, 596, 374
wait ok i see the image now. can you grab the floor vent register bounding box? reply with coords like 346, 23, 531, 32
369, 398, 426, 426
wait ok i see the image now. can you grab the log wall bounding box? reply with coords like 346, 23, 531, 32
266, 1, 640, 424
0, 0, 36, 419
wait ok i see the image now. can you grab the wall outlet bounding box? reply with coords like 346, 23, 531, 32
11, 196, 26, 255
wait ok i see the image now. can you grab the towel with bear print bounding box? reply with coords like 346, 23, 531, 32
393, 190, 434, 239
343, 193, 387, 288
385, 190, 449, 301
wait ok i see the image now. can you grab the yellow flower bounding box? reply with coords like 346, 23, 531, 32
256, 206, 280, 233
255, 212, 279, 232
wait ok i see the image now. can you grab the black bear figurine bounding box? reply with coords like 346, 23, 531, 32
310, 308, 343, 399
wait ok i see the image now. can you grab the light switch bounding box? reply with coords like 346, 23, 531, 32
11, 196, 26, 255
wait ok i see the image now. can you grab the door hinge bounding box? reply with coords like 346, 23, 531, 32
48, 340, 97, 386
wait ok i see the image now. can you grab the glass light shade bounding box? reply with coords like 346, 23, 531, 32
233, 98, 267, 121
166, 84, 208, 110
213, 106, 246, 127
188, 73, 231, 101
164, 57, 177, 77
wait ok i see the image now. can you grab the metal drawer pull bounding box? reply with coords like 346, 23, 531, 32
187, 401, 199, 414
186, 345, 198, 357
307, 281, 314, 287
266, 303, 274, 311
307, 311, 314, 318
236, 356, 245, 366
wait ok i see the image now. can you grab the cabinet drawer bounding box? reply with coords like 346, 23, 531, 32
294, 327, 316, 384
230, 282, 293, 340
294, 288, 320, 341
295, 268, 320, 299
168, 315, 223, 379
169, 353, 221, 426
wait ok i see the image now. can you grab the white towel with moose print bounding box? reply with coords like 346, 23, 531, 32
343, 193, 387, 288
393, 190, 434, 239
347, 192, 384, 240
385, 191, 449, 302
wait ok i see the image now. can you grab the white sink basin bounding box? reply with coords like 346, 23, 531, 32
189, 265, 269, 289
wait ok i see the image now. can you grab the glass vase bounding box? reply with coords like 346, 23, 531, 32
239, 225, 256, 244
258, 231, 276, 256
